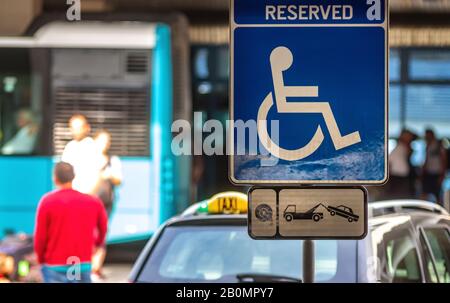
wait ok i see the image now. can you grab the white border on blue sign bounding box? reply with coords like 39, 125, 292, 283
229, 0, 389, 185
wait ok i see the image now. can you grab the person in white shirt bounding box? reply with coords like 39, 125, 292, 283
61, 115, 99, 194
1, 109, 38, 155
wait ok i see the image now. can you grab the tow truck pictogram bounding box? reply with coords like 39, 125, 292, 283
283, 203, 327, 222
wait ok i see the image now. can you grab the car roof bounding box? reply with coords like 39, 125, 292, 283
165, 214, 247, 227
168, 199, 449, 228
369, 199, 449, 216
408, 211, 450, 225
369, 209, 450, 228
167, 211, 449, 229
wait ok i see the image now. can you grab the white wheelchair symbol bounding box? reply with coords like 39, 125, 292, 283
257, 46, 361, 161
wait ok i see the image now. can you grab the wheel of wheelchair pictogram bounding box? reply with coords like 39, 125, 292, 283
255, 204, 273, 222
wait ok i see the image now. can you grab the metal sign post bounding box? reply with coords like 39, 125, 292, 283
303, 240, 315, 283
230, 0, 388, 281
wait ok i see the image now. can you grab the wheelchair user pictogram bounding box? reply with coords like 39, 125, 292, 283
257, 46, 362, 161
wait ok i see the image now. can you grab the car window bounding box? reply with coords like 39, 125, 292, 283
423, 228, 450, 283
376, 227, 422, 283
420, 231, 440, 283
137, 225, 354, 283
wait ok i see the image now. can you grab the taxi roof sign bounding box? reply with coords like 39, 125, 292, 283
183, 192, 248, 216
207, 192, 248, 214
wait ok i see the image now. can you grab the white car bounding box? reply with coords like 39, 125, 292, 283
129, 194, 450, 283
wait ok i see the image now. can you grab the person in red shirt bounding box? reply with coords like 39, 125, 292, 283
34, 162, 108, 283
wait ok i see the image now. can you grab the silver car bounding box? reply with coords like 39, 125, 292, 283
129, 200, 450, 283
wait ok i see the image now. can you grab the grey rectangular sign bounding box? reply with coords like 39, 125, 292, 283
248, 186, 367, 240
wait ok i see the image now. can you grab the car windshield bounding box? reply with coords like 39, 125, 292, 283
137, 225, 357, 283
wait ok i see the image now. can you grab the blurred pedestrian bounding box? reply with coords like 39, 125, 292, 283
1, 108, 38, 155
388, 129, 416, 199
62, 115, 98, 194
91, 130, 123, 279
92, 130, 123, 216
34, 162, 107, 283
421, 129, 447, 205
191, 155, 205, 202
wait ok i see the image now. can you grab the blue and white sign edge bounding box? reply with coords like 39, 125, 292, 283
229, 0, 389, 185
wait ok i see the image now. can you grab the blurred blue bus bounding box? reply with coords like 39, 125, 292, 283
0, 19, 192, 244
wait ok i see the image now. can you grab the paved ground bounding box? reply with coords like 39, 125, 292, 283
94, 263, 133, 283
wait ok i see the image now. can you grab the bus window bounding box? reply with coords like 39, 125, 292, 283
51, 49, 151, 157
0, 48, 46, 156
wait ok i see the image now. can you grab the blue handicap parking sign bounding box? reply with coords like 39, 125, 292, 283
230, 0, 388, 184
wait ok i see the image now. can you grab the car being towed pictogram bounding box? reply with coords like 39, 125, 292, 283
327, 205, 360, 222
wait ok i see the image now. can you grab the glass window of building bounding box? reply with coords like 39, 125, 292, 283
389, 48, 450, 168
410, 51, 450, 80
